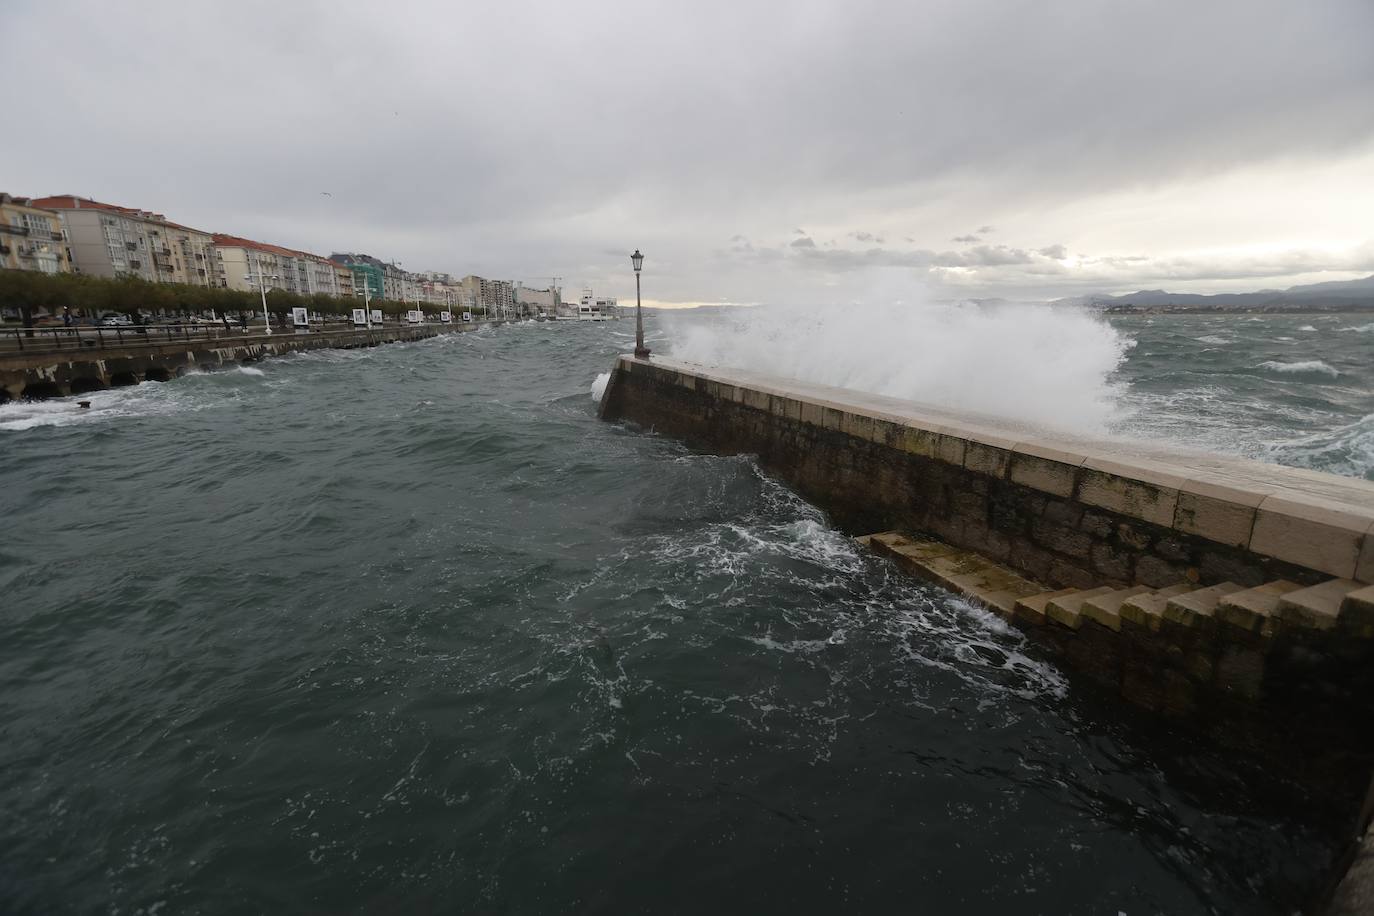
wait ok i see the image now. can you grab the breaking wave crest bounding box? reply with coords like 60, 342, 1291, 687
1258, 360, 1340, 378
665, 302, 1132, 435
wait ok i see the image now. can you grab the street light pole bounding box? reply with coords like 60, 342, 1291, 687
631, 249, 649, 359
254, 253, 272, 336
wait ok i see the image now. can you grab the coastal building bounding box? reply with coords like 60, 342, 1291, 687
0, 194, 70, 274
514, 283, 559, 316
333, 263, 354, 299
29, 195, 215, 285
459, 275, 515, 316
212, 235, 342, 297
329, 253, 388, 301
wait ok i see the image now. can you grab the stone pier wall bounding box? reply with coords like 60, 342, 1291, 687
0, 322, 499, 400
599, 355, 1374, 590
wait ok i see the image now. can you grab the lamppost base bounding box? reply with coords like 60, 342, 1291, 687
634, 346, 651, 359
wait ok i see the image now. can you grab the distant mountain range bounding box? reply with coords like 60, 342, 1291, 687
1050, 274, 1374, 312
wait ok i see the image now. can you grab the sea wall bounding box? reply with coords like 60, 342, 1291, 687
0, 322, 498, 400
599, 355, 1374, 590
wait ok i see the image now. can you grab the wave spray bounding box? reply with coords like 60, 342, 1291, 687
664, 302, 1133, 436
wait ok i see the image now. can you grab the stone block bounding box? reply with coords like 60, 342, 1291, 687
1359, 524, 1374, 584
1249, 495, 1367, 580
1078, 458, 1183, 527
1137, 555, 1190, 588
1008, 445, 1081, 498
1278, 578, 1363, 631
1049, 559, 1097, 589
1173, 486, 1259, 549
1042, 499, 1083, 529
1081, 585, 1152, 632
1014, 588, 1078, 626
964, 440, 1012, 478
1116, 523, 1152, 551
1155, 537, 1190, 562
1080, 512, 1114, 539
742, 387, 770, 412
839, 411, 875, 442
1045, 586, 1114, 629
1214, 580, 1302, 637
1031, 519, 1091, 559
1214, 643, 1268, 702
799, 400, 825, 426
1090, 543, 1134, 581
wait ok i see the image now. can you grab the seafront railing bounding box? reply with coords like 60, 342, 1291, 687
0, 321, 447, 355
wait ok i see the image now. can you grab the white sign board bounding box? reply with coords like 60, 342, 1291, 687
462, 311, 473, 322
291, 307, 309, 328
440, 311, 452, 323
369, 309, 383, 324
406, 310, 422, 324
351, 308, 367, 326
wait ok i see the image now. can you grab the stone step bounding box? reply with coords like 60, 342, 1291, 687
1013, 589, 1080, 626
1046, 587, 1117, 630
1214, 580, 1303, 636
1163, 582, 1244, 629
1278, 579, 1364, 631
1081, 586, 1154, 632
1341, 585, 1374, 637
1120, 584, 1201, 633
866, 531, 1043, 617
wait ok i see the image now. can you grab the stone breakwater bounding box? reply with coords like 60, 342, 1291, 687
0, 322, 501, 401
598, 353, 1374, 894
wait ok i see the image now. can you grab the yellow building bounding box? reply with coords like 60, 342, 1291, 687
0, 194, 70, 274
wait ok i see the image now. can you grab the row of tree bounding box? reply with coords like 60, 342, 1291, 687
0, 271, 482, 326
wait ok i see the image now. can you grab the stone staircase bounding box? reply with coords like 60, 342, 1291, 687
862, 530, 1374, 638
861, 530, 1374, 711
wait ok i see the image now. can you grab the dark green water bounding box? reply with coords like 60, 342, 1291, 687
1, 313, 1370, 913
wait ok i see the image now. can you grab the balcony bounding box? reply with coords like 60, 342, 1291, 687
0, 224, 29, 237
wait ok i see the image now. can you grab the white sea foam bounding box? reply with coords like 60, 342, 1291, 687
591, 372, 611, 402
665, 302, 1132, 435
1258, 360, 1340, 377
1194, 335, 1229, 344
1342, 323, 1374, 333
1298, 324, 1318, 331
236, 366, 266, 377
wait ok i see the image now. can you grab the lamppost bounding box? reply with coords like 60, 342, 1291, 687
251, 253, 279, 335
631, 249, 649, 359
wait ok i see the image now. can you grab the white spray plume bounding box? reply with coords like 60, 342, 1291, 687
664, 302, 1133, 436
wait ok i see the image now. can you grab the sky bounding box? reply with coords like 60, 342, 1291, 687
8, 0, 1374, 307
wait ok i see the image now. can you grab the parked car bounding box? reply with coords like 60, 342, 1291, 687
100, 314, 133, 327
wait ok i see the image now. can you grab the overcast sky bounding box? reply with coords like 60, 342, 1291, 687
9, 0, 1374, 306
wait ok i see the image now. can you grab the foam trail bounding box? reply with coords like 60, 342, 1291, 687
665, 302, 1132, 435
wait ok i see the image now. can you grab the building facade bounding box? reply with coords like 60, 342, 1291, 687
29, 196, 215, 285
0, 194, 70, 274
513, 283, 558, 316
459, 275, 515, 316
214, 234, 343, 297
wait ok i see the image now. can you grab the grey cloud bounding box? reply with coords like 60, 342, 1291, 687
952, 235, 981, 244
790, 236, 817, 248
977, 226, 996, 235
5, 0, 1373, 305
1038, 244, 1068, 259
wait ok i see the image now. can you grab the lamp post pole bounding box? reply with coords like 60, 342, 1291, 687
254, 253, 272, 336
632, 249, 649, 359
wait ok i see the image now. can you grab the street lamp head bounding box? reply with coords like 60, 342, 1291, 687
631, 249, 644, 272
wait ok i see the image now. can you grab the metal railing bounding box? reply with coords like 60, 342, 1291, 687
0, 318, 467, 355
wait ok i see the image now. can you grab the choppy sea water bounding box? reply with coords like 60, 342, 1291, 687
0, 312, 1368, 913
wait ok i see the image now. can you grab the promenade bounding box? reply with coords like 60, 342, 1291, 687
0, 320, 499, 401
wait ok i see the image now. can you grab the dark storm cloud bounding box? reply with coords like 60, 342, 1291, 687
6, 0, 1374, 303
790, 237, 817, 249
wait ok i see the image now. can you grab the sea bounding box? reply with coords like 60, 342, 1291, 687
1, 307, 1371, 914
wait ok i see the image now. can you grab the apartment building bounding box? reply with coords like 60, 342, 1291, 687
459, 275, 515, 315
0, 194, 70, 274
214, 234, 343, 296
29, 196, 215, 285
